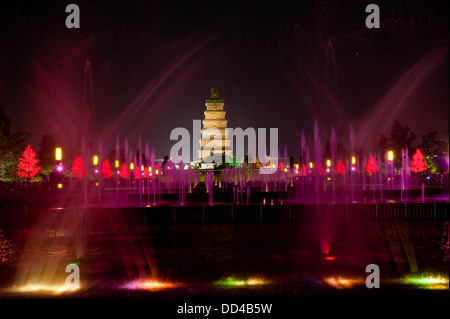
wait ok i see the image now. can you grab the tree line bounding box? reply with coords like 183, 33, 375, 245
1, 106, 448, 182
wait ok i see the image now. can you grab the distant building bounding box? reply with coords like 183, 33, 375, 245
198, 88, 232, 163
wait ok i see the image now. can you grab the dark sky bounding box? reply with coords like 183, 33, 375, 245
1, 0, 448, 160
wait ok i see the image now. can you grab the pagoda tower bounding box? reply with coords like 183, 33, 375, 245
198, 88, 232, 163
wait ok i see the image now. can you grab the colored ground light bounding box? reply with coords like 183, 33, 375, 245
122, 279, 180, 291
8, 284, 80, 294
214, 277, 268, 288
323, 277, 365, 289
398, 275, 449, 290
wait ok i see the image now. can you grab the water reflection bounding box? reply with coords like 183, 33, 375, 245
439, 222, 449, 262
0, 218, 447, 296
0, 230, 16, 264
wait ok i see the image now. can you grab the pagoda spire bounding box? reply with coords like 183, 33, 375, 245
198, 88, 232, 164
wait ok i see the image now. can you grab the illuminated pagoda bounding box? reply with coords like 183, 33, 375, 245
198, 88, 232, 163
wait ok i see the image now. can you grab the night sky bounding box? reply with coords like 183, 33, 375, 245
1, 0, 448, 160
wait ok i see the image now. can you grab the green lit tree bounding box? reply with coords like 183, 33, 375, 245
419, 131, 448, 174
389, 121, 417, 169
38, 134, 58, 180
0, 106, 32, 181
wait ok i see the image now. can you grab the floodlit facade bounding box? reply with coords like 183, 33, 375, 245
198, 88, 232, 162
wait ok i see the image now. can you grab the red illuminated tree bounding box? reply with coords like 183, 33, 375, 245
278, 161, 284, 170
101, 159, 112, 179
143, 166, 150, 178
317, 162, 324, 175
17, 145, 42, 179
336, 159, 345, 175
301, 164, 307, 176
71, 156, 86, 178
410, 148, 427, 174
133, 166, 141, 179
366, 155, 379, 175
120, 162, 130, 179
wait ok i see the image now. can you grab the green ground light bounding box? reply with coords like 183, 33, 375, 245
398, 275, 449, 290
214, 277, 266, 288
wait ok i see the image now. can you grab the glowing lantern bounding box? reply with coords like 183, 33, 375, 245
309, 162, 313, 169
115, 160, 119, 168
388, 150, 394, 162
326, 159, 331, 167
130, 163, 134, 170
351, 156, 356, 165
55, 147, 62, 161
93, 155, 98, 166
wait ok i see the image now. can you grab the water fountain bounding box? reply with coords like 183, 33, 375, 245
0, 3, 447, 312
1, 108, 447, 299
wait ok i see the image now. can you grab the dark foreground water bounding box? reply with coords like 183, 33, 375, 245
1, 219, 448, 289
0, 213, 448, 317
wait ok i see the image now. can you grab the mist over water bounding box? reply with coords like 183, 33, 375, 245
355, 46, 449, 152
